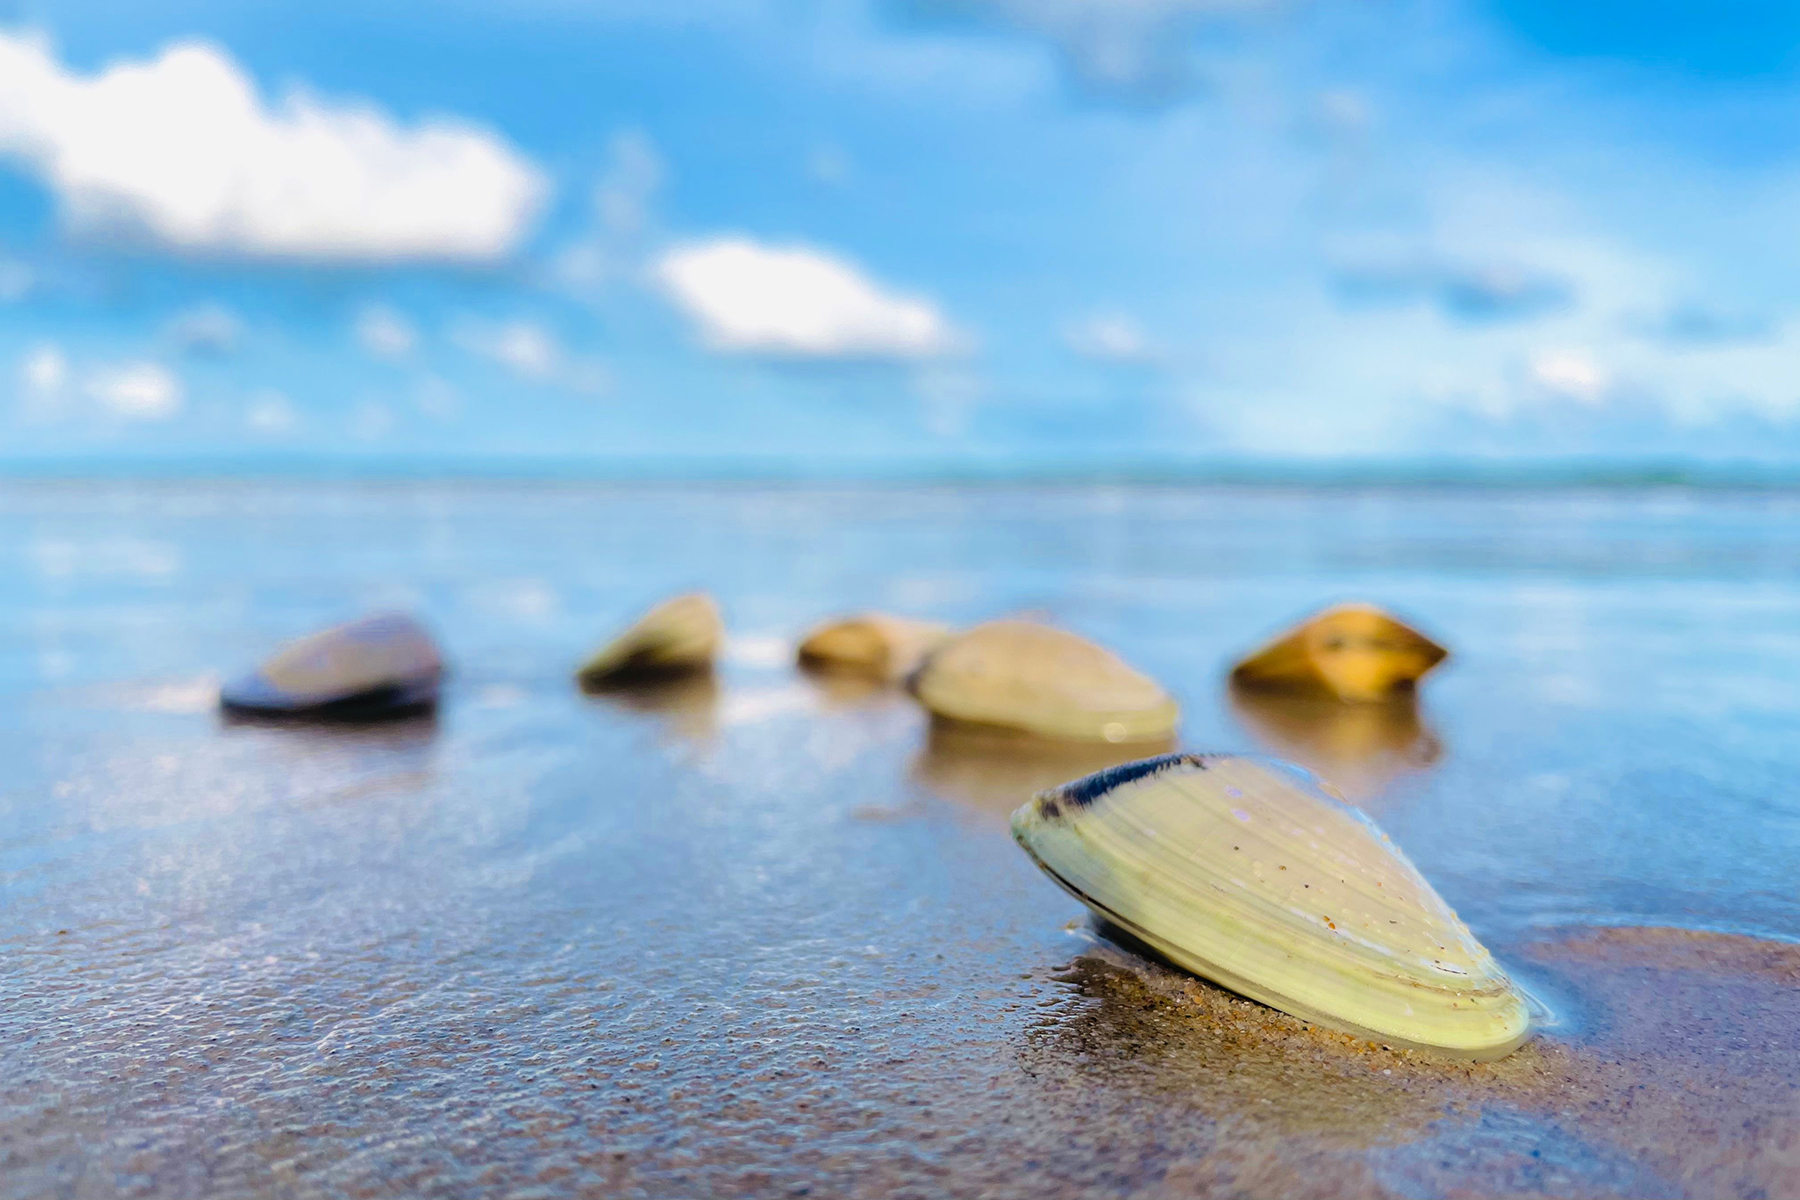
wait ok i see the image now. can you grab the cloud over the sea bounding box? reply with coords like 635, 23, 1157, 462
656, 237, 962, 360
0, 30, 546, 262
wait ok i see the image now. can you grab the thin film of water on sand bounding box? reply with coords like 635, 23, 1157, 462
4, 480, 1800, 1197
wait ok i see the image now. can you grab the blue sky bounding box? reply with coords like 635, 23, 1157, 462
2, 0, 1800, 471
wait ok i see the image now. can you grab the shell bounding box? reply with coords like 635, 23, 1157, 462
220, 612, 442, 718
577, 592, 723, 686
1011, 753, 1530, 1058
797, 613, 950, 682
910, 620, 1179, 744
1231, 603, 1448, 703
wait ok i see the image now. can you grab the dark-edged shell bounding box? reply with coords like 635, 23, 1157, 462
577, 592, 722, 686
1011, 753, 1530, 1058
220, 612, 441, 718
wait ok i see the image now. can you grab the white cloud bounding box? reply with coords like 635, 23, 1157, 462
1063, 312, 1157, 363
19, 345, 185, 423
594, 129, 663, 238
86, 362, 182, 420
169, 302, 241, 355
356, 305, 417, 361
245, 388, 298, 435
0, 31, 546, 262
656, 237, 961, 359
17, 342, 71, 422
20, 343, 68, 398
1527, 351, 1611, 406
455, 318, 561, 380
552, 129, 666, 293
452, 316, 610, 393
943, 0, 1276, 101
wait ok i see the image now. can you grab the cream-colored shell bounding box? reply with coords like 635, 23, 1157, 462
911, 620, 1178, 744
577, 592, 722, 684
797, 613, 950, 682
1012, 754, 1530, 1058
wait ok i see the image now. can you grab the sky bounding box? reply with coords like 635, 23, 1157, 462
3, 0, 1800, 473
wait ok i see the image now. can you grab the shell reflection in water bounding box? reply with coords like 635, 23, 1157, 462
1227, 682, 1441, 804
1011, 753, 1531, 1059
585, 671, 720, 742
910, 620, 1179, 744
1232, 604, 1448, 703
913, 718, 1172, 815
798, 667, 892, 710
797, 613, 950, 683
219, 612, 442, 720
576, 592, 723, 688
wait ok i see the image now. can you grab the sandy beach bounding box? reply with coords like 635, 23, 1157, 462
5, 480, 1800, 1198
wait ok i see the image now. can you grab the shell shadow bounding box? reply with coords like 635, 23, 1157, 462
580, 669, 720, 742
219, 704, 440, 740
796, 663, 905, 711
1020, 934, 1539, 1147
1226, 681, 1441, 805
217, 707, 442, 806
910, 718, 1173, 817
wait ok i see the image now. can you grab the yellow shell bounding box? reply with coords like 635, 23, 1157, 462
911, 620, 1179, 744
1011, 753, 1530, 1058
797, 613, 950, 682
576, 592, 722, 685
1231, 603, 1448, 703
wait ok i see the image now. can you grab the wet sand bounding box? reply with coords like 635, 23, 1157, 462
1013, 926, 1800, 1198
5, 480, 1800, 1198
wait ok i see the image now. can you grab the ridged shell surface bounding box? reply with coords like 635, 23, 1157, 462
797, 613, 950, 681
911, 620, 1178, 743
578, 593, 722, 684
220, 612, 442, 716
1011, 753, 1530, 1058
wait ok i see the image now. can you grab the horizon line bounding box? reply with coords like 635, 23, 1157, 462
6, 454, 1800, 490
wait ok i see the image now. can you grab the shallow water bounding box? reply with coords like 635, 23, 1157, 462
4, 480, 1800, 1197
